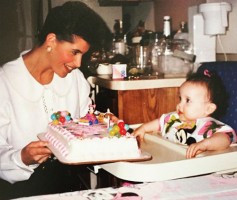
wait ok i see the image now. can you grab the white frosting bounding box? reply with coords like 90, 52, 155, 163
46, 122, 141, 162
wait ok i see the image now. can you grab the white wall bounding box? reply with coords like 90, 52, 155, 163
207, 0, 237, 53
50, 0, 155, 34
123, 2, 155, 32
0, 0, 39, 65
50, 0, 122, 32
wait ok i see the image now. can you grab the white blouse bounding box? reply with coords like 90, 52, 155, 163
0, 53, 91, 183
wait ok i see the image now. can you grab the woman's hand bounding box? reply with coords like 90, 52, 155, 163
21, 141, 52, 166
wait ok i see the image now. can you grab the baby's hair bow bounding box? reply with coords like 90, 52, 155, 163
204, 69, 211, 77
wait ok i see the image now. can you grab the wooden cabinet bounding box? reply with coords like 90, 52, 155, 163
117, 87, 180, 124
92, 76, 184, 124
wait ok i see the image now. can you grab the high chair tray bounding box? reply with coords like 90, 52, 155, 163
97, 133, 237, 182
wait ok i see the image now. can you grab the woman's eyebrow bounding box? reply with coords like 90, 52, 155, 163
72, 49, 82, 54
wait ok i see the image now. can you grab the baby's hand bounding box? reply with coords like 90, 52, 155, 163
186, 140, 209, 158
132, 125, 146, 142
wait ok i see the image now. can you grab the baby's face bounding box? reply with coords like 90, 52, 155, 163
176, 82, 212, 121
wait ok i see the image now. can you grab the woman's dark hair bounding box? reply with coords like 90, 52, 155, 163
38, 1, 112, 51
186, 70, 228, 119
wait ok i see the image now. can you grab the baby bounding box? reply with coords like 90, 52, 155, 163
133, 70, 236, 158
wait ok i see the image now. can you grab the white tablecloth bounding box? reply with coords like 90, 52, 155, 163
14, 173, 237, 200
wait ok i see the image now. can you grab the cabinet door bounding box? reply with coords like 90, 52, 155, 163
118, 87, 179, 124
95, 87, 179, 124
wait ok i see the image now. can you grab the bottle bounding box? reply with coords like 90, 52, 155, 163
113, 19, 123, 40
139, 30, 151, 70
113, 19, 126, 55
123, 34, 129, 56
174, 21, 188, 41
130, 20, 144, 68
151, 32, 161, 75
180, 21, 188, 33
158, 16, 173, 76
173, 21, 189, 51
160, 16, 172, 55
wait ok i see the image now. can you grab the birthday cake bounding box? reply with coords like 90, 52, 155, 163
43, 110, 141, 163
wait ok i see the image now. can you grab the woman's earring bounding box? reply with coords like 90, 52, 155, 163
47, 46, 52, 52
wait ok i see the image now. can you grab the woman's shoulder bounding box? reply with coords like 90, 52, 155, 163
1, 56, 24, 72
1, 50, 29, 70
0, 68, 11, 105
0, 55, 27, 89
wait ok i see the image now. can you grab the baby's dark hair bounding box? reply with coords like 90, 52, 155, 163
186, 70, 228, 119
38, 1, 112, 51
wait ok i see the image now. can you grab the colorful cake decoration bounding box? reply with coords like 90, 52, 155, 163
50, 105, 132, 137
50, 111, 72, 125
109, 119, 130, 137
78, 104, 99, 125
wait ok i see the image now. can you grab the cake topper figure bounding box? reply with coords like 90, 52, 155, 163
88, 104, 96, 114
79, 104, 99, 125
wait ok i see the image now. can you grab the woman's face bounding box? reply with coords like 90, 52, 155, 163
50, 35, 90, 78
176, 81, 213, 121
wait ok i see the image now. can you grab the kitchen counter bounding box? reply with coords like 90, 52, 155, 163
89, 75, 185, 90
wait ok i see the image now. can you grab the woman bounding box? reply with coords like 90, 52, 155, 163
0, 1, 111, 198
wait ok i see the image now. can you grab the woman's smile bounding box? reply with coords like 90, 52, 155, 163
64, 64, 75, 72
